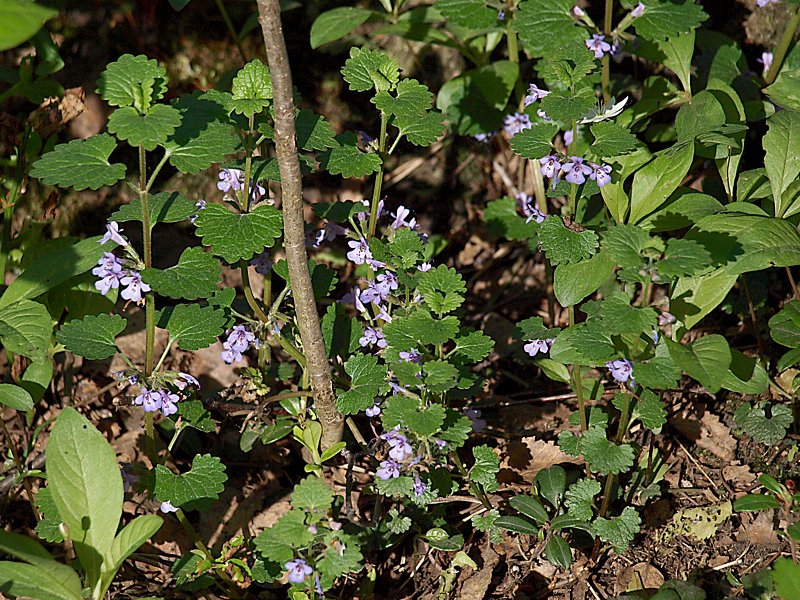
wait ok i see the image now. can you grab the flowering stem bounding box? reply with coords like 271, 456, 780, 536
240, 260, 270, 323
139, 144, 157, 465
450, 450, 493, 510
765, 5, 800, 85
532, 163, 556, 326
144, 151, 170, 193
367, 111, 389, 241
505, 17, 526, 104
568, 305, 589, 433
153, 339, 174, 373
601, 0, 614, 102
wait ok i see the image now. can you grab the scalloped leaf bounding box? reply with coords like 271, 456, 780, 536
336, 353, 389, 414
396, 110, 445, 146
229, 59, 272, 117
142, 247, 220, 300
30, 133, 126, 190
156, 304, 226, 351
514, 0, 585, 59
510, 123, 558, 159
96, 54, 168, 111
154, 454, 227, 507
107, 104, 182, 150
317, 133, 382, 178
633, 0, 708, 43
295, 109, 338, 151
437, 0, 497, 29
341, 46, 399, 93
194, 203, 283, 263
538, 216, 599, 265
111, 191, 197, 229
590, 121, 639, 159
56, 313, 126, 360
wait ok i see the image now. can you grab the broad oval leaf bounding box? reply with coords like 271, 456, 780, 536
0, 384, 34, 412
495, 515, 539, 535
545, 535, 573, 569
0, 0, 57, 51
311, 7, 374, 48
629, 141, 694, 224
509, 495, 550, 524
733, 494, 781, 512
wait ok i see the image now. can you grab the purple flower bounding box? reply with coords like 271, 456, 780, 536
539, 155, 562, 179
376, 459, 401, 480
464, 408, 486, 433
758, 51, 773, 76
497, 9, 505, 20
377, 271, 398, 293
589, 163, 613, 187
562, 156, 593, 185
586, 34, 612, 59
524, 339, 554, 357
358, 130, 375, 148
134, 388, 162, 413
120, 271, 151, 303
413, 476, 428, 497
249, 250, 272, 275
159, 390, 180, 416
399, 348, 421, 363
474, 131, 495, 142
418, 262, 432, 272
537, 108, 551, 121
360, 277, 391, 305
631, 2, 645, 17
756, 0, 777, 6
94, 270, 122, 295
315, 576, 323, 596
572, 6, 585, 17
356, 198, 385, 223
346, 238, 373, 265
386, 433, 413, 461
516, 193, 546, 224
564, 129, 574, 146
190, 199, 206, 224
359, 326, 387, 349
606, 358, 634, 384
658, 312, 676, 326
221, 324, 257, 365
160, 500, 179, 513
434, 438, 447, 449
503, 112, 533, 137
175, 372, 200, 390
390, 205, 416, 230
100, 222, 128, 247
285, 558, 312, 584
250, 179, 266, 201
92, 252, 126, 295
365, 402, 381, 418
376, 304, 393, 323
217, 168, 244, 193
341, 286, 367, 313
524, 83, 550, 106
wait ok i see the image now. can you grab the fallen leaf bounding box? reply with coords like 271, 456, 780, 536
457, 545, 499, 600
660, 500, 732, 542
737, 510, 780, 546
616, 562, 664, 595
500, 437, 582, 483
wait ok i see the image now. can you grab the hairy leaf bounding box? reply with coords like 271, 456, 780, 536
56, 313, 125, 360
194, 203, 282, 263
154, 454, 227, 507
31, 133, 126, 190
142, 247, 221, 300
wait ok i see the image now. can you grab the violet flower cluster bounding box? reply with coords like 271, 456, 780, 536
524, 338, 555, 357
221, 324, 260, 365
376, 427, 429, 498
606, 358, 634, 387
217, 167, 266, 201
132, 372, 200, 417
93, 223, 151, 303
539, 155, 613, 187
285, 558, 313, 584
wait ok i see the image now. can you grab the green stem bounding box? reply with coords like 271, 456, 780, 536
568, 305, 588, 433
214, 0, 247, 63
601, 0, 614, 102
279, 335, 308, 368
139, 145, 157, 465
367, 112, 389, 241
144, 151, 171, 193
0, 127, 29, 285
505, 18, 526, 105
765, 5, 800, 86
567, 181, 578, 220
450, 450, 493, 510
153, 339, 174, 373
240, 260, 270, 322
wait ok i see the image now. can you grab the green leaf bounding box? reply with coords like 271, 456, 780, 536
254, 509, 310, 564
273, 259, 338, 302
581, 427, 635, 475
484, 197, 538, 241
178, 399, 217, 433
229, 59, 272, 117
495, 515, 539, 535
341, 46, 399, 93
602, 224, 653, 269
0, 300, 51, 359
387, 508, 412, 534
373, 79, 433, 118
0, 562, 83, 600
553, 251, 615, 307
470, 445, 499, 492
629, 141, 694, 224
770, 300, 800, 347
164, 92, 239, 174
582, 295, 657, 335
295, 109, 338, 151
514, 0, 585, 59
194, 203, 282, 263
655, 238, 713, 278
515, 316, 561, 341
565, 478, 601, 521
633, 0, 708, 42
383, 311, 459, 360
31, 133, 126, 190
34, 487, 64, 543
46, 408, 123, 581
317, 532, 363, 590
773, 558, 800, 600
395, 110, 445, 146
423, 360, 459, 393
0, 0, 57, 51
509, 495, 550, 524
106, 514, 162, 578
142, 247, 220, 300
540, 87, 597, 124
336, 353, 389, 414
764, 110, 800, 218
96, 54, 168, 111
387, 228, 425, 269
156, 304, 226, 351
382, 396, 446, 437
154, 454, 227, 507
665, 335, 731, 393
56, 313, 125, 360
590, 121, 640, 159
417, 265, 466, 315
437, 0, 497, 29
0, 384, 33, 411
436, 61, 519, 135
509, 123, 558, 160
453, 329, 494, 362
722, 349, 769, 395
633, 389, 667, 432
317, 133, 382, 178
111, 191, 196, 229
733, 494, 781, 512
291, 476, 334, 513
549, 321, 615, 366
322, 303, 362, 359
310, 7, 374, 48
107, 104, 182, 151
376, 474, 415, 498
641, 189, 723, 233
655, 30, 695, 93
535, 466, 566, 509
764, 69, 800, 112
675, 90, 725, 143
734, 402, 794, 446
438, 409, 474, 447
592, 506, 641, 553
538, 216, 599, 265
545, 536, 573, 569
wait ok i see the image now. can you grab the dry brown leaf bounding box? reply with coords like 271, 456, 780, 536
457, 545, 499, 600
722, 462, 757, 490
696, 412, 736, 461
615, 562, 664, 595
28, 87, 86, 139
737, 510, 780, 546
500, 437, 582, 482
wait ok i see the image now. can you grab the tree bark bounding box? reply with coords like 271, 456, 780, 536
257, 0, 344, 449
